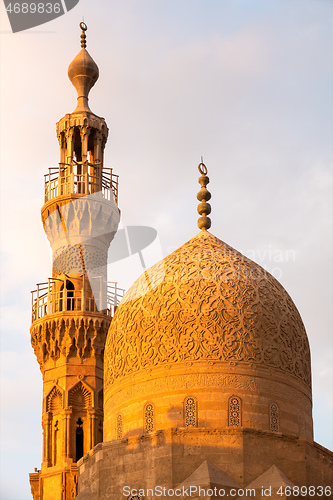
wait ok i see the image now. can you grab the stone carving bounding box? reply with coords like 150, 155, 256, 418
31, 316, 110, 368
47, 386, 63, 412
67, 469, 78, 500
269, 402, 279, 432
42, 194, 119, 252
184, 396, 197, 427
144, 403, 154, 432
53, 244, 107, 276
105, 231, 311, 388
69, 381, 92, 410
228, 396, 241, 427
116, 414, 123, 439
107, 373, 258, 408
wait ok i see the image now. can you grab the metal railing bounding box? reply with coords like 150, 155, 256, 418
31, 278, 125, 323
44, 162, 119, 204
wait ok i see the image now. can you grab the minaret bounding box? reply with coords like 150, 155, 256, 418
29, 23, 122, 500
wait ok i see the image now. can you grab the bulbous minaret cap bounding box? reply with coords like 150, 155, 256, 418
68, 22, 99, 113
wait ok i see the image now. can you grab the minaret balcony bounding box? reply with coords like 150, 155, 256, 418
31, 278, 125, 324
44, 162, 119, 205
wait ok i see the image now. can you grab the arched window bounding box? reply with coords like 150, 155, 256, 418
76, 418, 84, 462
184, 396, 197, 427
66, 280, 75, 311
60, 280, 75, 311
73, 127, 82, 163
269, 402, 279, 432
228, 396, 242, 427
144, 403, 154, 433
116, 414, 123, 439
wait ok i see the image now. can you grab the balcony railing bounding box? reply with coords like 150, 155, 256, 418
31, 278, 125, 323
44, 162, 119, 204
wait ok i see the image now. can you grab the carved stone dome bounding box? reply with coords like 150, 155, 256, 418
104, 230, 313, 441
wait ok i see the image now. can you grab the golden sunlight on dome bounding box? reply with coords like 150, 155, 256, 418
104, 230, 312, 442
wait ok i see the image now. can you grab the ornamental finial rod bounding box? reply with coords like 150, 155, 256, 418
197, 157, 211, 230
80, 21, 87, 48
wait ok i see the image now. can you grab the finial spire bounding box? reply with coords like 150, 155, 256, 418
67, 22, 99, 113
197, 158, 211, 230
80, 21, 87, 48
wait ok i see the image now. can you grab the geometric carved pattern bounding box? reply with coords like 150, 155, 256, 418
69, 382, 92, 410
269, 402, 279, 432
108, 371, 312, 413
184, 396, 197, 427
116, 414, 123, 439
105, 231, 311, 389
144, 403, 154, 433
228, 396, 241, 427
31, 316, 110, 367
43, 196, 119, 261
53, 244, 107, 276
47, 386, 63, 412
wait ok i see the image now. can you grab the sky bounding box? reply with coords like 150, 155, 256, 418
0, 0, 332, 498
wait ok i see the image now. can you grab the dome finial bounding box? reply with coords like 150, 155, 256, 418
197, 157, 211, 230
80, 21, 87, 48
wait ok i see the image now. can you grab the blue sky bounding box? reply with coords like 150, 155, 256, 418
0, 0, 332, 498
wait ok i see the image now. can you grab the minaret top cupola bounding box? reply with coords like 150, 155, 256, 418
68, 22, 99, 114
55, 22, 109, 173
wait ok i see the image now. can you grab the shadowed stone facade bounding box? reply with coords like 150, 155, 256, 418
76, 429, 332, 499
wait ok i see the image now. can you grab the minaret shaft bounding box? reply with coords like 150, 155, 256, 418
29, 24, 121, 500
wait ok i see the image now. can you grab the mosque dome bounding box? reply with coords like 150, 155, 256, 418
104, 229, 313, 442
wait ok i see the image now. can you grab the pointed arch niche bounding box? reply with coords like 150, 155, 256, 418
45, 386, 64, 467
68, 381, 93, 462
